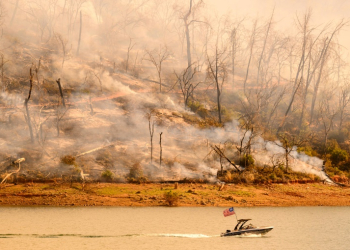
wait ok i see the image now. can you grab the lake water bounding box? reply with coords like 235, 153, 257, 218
0, 206, 349, 250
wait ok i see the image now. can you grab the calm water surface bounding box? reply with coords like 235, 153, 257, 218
0, 206, 349, 250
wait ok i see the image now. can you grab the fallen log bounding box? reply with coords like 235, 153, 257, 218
1, 158, 25, 184
321, 161, 343, 186
76, 143, 115, 158
211, 145, 241, 172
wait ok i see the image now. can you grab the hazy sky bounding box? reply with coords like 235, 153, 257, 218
210, 0, 350, 21
208, 0, 350, 53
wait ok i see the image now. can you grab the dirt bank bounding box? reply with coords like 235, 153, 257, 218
0, 182, 349, 207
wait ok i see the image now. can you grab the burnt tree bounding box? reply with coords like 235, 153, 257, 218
25, 68, 34, 143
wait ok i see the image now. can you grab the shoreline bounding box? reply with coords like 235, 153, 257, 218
0, 182, 349, 207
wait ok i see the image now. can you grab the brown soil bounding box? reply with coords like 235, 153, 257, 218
0, 182, 350, 207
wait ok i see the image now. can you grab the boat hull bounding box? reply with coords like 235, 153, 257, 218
221, 227, 273, 237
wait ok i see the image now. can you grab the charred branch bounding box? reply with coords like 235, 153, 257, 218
211, 145, 241, 172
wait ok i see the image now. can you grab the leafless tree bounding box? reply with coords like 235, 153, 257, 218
125, 38, 136, 73
277, 11, 312, 133
33, 106, 51, 145
92, 70, 103, 93
10, 0, 19, 26
298, 35, 328, 129
159, 132, 163, 167
309, 20, 347, 124
175, 64, 200, 107
66, 0, 86, 40
175, 0, 205, 75
146, 111, 155, 163
269, 154, 284, 172
55, 33, 70, 70
274, 132, 310, 171
318, 92, 337, 155
26, 0, 60, 41
256, 8, 274, 87
144, 45, 171, 93
56, 78, 66, 107
230, 18, 244, 89
76, 10, 82, 55
236, 113, 261, 162
243, 19, 258, 99
105, 0, 148, 39
56, 105, 68, 137
24, 68, 35, 143
338, 81, 350, 131
207, 34, 229, 124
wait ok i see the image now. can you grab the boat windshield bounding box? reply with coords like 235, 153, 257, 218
234, 219, 252, 230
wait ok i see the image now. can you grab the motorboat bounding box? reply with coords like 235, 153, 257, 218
221, 219, 273, 237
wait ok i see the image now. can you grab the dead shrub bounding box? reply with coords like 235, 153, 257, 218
126, 163, 148, 183
163, 190, 179, 206
60, 155, 76, 165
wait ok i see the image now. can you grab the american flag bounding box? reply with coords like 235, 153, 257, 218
223, 207, 235, 217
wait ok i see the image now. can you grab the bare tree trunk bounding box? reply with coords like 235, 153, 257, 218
89, 95, 94, 115
277, 12, 310, 133
76, 11, 82, 56
148, 116, 155, 163
219, 156, 223, 175
310, 21, 346, 124
158, 67, 162, 93
56, 78, 66, 107
277, 76, 304, 134
1, 54, 4, 92
215, 47, 222, 124
298, 28, 328, 129
207, 47, 224, 124
10, 0, 19, 26
243, 20, 257, 98
56, 110, 60, 137
310, 57, 328, 125
216, 83, 222, 123
285, 147, 289, 172
125, 38, 135, 73
231, 28, 236, 88
257, 9, 274, 87
25, 69, 34, 143
338, 86, 350, 132
159, 132, 163, 167
184, 0, 193, 75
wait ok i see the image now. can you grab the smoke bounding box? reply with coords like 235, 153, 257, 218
0, 0, 343, 183
0, 73, 328, 181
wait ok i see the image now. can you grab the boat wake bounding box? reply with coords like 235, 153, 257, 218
0, 233, 218, 239
146, 233, 217, 238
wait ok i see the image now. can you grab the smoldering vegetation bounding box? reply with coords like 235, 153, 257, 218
0, 0, 349, 185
